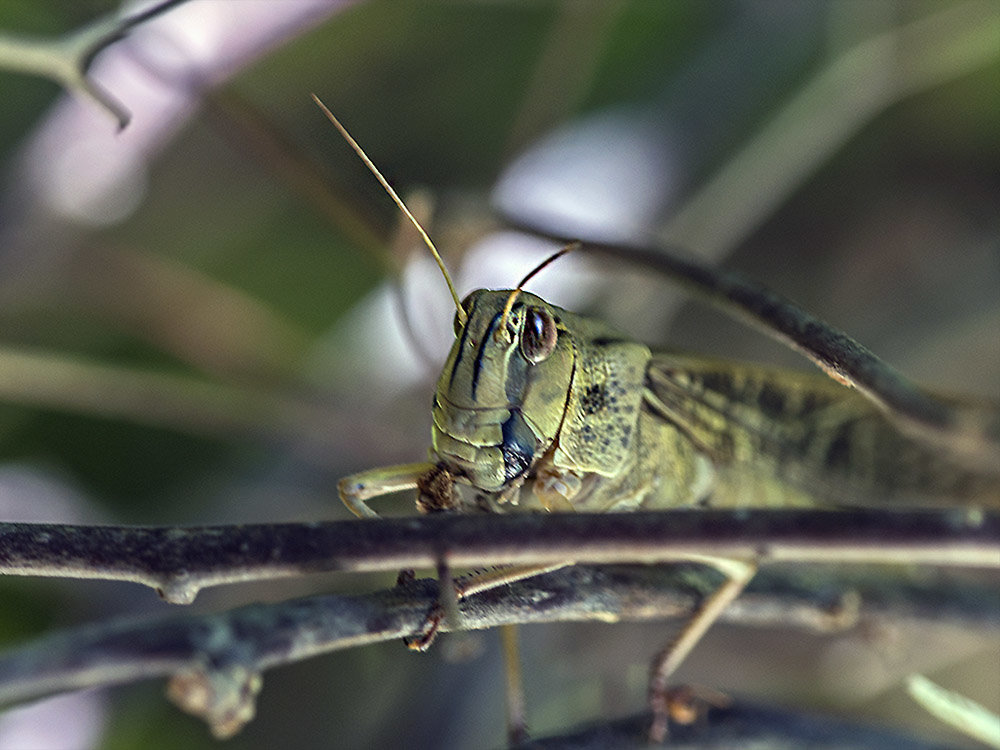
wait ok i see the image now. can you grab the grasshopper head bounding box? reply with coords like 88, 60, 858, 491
431, 289, 576, 493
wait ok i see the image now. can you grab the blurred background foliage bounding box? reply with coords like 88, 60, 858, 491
0, 1, 997, 748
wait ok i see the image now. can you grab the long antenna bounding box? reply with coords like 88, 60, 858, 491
498, 242, 579, 336
311, 93, 466, 326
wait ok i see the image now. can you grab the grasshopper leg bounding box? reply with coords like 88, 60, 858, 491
500, 623, 528, 746
406, 561, 574, 652
453, 557, 755, 744
406, 568, 552, 745
456, 562, 573, 598
337, 462, 435, 518
422, 564, 573, 745
647, 556, 757, 743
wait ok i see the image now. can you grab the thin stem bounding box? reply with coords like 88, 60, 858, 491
0, 345, 320, 441
659, 2, 1000, 259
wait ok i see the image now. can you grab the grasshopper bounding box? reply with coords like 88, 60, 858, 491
313, 96, 1000, 741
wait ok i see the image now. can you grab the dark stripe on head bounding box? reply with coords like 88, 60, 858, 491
471, 311, 503, 399
448, 297, 475, 388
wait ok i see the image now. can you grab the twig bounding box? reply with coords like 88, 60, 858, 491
204, 91, 389, 256
0, 564, 994, 739
907, 674, 1000, 749
518, 699, 962, 749
0, 0, 187, 129
0, 344, 321, 440
0, 510, 997, 603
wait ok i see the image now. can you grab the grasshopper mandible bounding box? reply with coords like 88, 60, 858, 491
313, 96, 1000, 741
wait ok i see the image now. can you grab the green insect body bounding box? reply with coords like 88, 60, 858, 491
404, 288, 999, 519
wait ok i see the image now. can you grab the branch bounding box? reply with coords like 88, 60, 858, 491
1, 509, 997, 604
519, 700, 962, 750
0, 568, 715, 738
0, 0, 186, 129
0, 564, 994, 739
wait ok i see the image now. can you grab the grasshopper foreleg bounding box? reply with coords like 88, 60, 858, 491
338, 461, 465, 644
337, 462, 436, 518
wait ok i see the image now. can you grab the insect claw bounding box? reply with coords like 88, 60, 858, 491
395, 569, 416, 587
648, 683, 731, 742
404, 602, 444, 652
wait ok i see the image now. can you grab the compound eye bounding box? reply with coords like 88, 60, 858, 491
520, 306, 557, 363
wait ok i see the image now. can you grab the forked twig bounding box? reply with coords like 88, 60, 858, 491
0, 0, 187, 129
